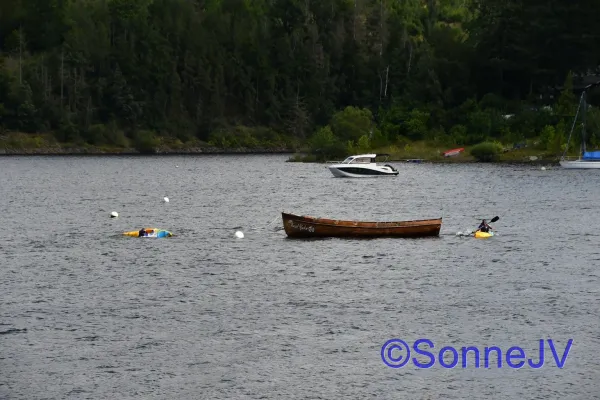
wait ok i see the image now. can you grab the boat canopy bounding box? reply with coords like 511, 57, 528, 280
341, 154, 375, 163
583, 151, 600, 160
340, 154, 389, 164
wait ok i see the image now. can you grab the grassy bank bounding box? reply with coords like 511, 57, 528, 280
0, 132, 296, 155
287, 140, 567, 164
0, 131, 572, 164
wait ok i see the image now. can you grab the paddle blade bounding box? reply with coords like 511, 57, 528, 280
490, 216, 499, 223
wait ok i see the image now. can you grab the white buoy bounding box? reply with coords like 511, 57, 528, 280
235, 231, 244, 239
176, 165, 179, 168
541, 167, 546, 171
110, 211, 119, 218
164, 197, 169, 203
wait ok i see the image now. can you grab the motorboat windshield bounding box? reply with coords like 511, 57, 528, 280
340, 154, 377, 164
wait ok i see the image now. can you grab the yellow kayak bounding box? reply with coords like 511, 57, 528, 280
123, 228, 173, 238
474, 230, 494, 239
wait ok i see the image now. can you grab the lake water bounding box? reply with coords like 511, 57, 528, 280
1, 155, 599, 399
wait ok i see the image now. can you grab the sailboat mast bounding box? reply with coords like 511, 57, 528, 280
582, 90, 587, 156
562, 91, 584, 160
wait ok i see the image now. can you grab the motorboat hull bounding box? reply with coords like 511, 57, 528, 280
560, 160, 600, 169
282, 212, 441, 238
328, 164, 399, 178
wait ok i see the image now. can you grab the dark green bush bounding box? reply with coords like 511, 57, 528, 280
54, 118, 81, 143
133, 130, 159, 153
87, 124, 108, 146
470, 141, 503, 162
308, 126, 347, 161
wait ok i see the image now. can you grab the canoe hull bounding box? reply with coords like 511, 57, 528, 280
474, 230, 494, 238
443, 147, 465, 157
282, 212, 441, 238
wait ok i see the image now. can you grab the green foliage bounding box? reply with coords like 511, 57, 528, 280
586, 107, 600, 148
379, 104, 404, 139
479, 93, 508, 111
208, 127, 259, 149
369, 128, 389, 148
404, 109, 430, 141
88, 124, 109, 146
347, 135, 371, 154
86, 123, 129, 147
308, 126, 346, 161
539, 125, 565, 152
449, 124, 468, 145
556, 72, 577, 118
133, 130, 159, 153
3, 29, 24, 55
55, 118, 81, 143
357, 134, 371, 153
465, 110, 491, 143
553, 120, 568, 154
309, 126, 336, 152
105, 122, 129, 147
470, 142, 503, 162
4, 132, 50, 149
207, 126, 290, 149
330, 107, 374, 142
0, 0, 598, 154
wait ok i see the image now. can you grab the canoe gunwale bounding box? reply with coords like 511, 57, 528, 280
282, 212, 441, 226
281, 212, 442, 238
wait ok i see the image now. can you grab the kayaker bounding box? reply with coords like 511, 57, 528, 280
138, 228, 146, 237
478, 219, 492, 232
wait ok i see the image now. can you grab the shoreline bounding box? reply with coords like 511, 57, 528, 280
0, 147, 560, 164
0, 145, 561, 165
419, 158, 558, 165
0, 147, 296, 156
286, 155, 560, 165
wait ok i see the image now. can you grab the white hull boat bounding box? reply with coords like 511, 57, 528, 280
327, 154, 399, 177
559, 159, 600, 169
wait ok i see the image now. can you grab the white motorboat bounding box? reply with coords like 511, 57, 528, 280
560, 81, 600, 169
327, 154, 399, 177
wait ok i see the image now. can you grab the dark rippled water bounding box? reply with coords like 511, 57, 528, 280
1, 155, 599, 399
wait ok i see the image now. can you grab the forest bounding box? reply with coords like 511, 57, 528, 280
1, 0, 600, 156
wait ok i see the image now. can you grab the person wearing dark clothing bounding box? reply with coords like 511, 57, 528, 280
478, 219, 492, 233
138, 228, 146, 237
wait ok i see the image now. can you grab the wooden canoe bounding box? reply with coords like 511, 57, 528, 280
281, 212, 442, 238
